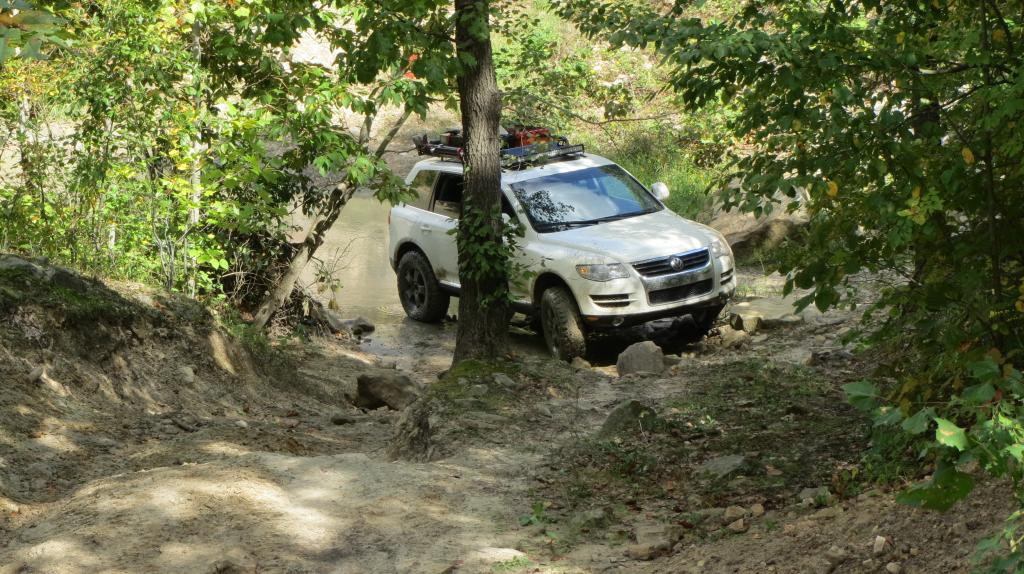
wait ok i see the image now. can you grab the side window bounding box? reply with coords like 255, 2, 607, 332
408, 170, 437, 211
432, 173, 463, 219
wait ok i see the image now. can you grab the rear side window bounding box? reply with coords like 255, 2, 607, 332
408, 170, 437, 210
432, 173, 463, 219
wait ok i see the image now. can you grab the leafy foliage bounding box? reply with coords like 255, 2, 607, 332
2, 0, 416, 306
556, 0, 1024, 564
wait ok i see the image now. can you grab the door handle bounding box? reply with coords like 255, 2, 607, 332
419, 225, 432, 233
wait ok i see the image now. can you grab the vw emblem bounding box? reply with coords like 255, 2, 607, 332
669, 256, 684, 271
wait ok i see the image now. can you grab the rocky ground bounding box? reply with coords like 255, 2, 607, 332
0, 253, 1014, 574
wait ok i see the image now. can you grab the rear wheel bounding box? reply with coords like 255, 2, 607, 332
397, 251, 449, 323
540, 287, 587, 361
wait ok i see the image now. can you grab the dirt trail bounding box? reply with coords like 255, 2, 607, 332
0, 255, 1013, 574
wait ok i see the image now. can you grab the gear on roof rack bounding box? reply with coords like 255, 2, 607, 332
412, 125, 585, 167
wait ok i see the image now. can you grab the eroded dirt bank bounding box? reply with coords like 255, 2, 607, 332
0, 257, 1012, 574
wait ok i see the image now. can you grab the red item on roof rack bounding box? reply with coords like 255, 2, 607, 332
507, 126, 554, 147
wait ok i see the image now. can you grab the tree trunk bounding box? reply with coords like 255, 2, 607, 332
251, 109, 412, 330
251, 182, 356, 329
452, 0, 510, 362
186, 20, 205, 297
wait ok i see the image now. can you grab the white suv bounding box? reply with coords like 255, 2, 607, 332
388, 146, 736, 360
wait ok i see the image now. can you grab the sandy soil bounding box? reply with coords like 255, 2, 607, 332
0, 257, 1014, 574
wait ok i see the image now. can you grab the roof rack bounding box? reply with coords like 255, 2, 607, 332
413, 126, 586, 168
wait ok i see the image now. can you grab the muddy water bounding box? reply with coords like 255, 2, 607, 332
297, 190, 546, 373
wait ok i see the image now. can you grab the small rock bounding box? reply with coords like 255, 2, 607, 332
492, 373, 518, 389
726, 518, 747, 533
718, 326, 751, 349
354, 371, 422, 410
626, 543, 667, 561
695, 507, 725, 521
750, 503, 765, 517
468, 384, 489, 397
729, 312, 762, 334
616, 341, 665, 376
234, 420, 249, 429
342, 316, 375, 337
825, 545, 848, 566
570, 356, 591, 370
663, 354, 682, 367
885, 561, 902, 574
798, 486, 832, 506
635, 522, 684, 547
330, 414, 356, 425
697, 454, 748, 480
598, 399, 658, 437
178, 366, 196, 385
807, 349, 856, 366
27, 365, 45, 383
873, 535, 888, 556
723, 506, 746, 522
279, 418, 300, 429
534, 404, 553, 418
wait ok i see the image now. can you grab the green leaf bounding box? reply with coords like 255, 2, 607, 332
960, 383, 995, 405
934, 418, 969, 451
896, 466, 975, 511
843, 380, 880, 412
901, 407, 934, 435
234, 6, 250, 18
967, 359, 1001, 382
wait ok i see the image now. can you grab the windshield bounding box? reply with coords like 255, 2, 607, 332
510, 165, 662, 233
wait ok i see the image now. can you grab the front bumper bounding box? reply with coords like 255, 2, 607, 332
569, 256, 736, 329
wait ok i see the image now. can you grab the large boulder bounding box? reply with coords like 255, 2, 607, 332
354, 371, 421, 410
616, 341, 665, 376
707, 185, 809, 257
598, 399, 658, 437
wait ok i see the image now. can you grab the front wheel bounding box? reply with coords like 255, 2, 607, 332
397, 251, 449, 323
683, 304, 724, 343
540, 287, 587, 361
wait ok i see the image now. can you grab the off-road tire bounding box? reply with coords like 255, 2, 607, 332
540, 286, 587, 361
397, 251, 449, 323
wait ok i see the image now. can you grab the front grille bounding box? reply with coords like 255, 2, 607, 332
591, 294, 632, 308
648, 278, 713, 305
633, 248, 711, 278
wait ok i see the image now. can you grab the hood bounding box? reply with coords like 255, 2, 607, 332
538, 209, 719, 263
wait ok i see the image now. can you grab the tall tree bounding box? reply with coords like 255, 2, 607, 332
452, 0, 509, 362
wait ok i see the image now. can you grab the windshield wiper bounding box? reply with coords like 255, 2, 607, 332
536, 210, 656, 232
536, 221, 599, 232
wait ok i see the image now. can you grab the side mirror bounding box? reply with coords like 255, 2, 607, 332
651, 182, 670, 201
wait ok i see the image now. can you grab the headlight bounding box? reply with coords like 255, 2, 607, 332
576, 263, 629, 282
710, 236, 732, 257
